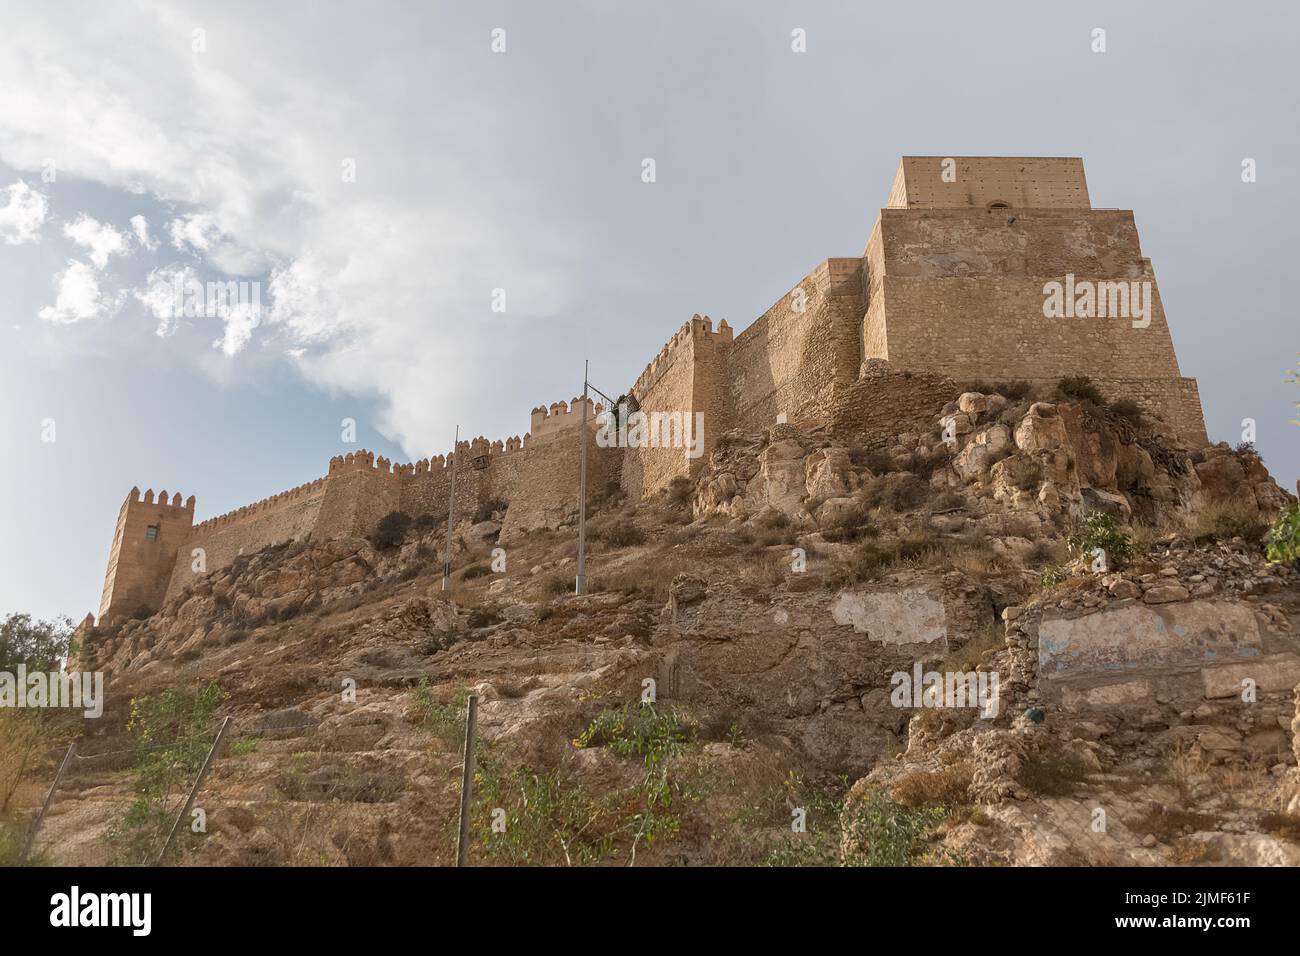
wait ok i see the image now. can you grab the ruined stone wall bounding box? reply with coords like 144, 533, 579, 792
727, 258, 862, 432
829, 360, 957, 443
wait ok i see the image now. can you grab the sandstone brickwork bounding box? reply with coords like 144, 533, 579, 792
96, 155, 1211, 623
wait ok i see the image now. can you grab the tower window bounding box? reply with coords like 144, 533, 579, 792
988, 200, 1011, 209
146, 525, 159, 540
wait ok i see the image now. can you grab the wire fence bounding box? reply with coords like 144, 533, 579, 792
15, 719, 228, 867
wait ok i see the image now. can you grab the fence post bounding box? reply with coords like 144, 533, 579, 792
156, 716, 230, 865
22, 742, 76, 862
455, 695, 478, 867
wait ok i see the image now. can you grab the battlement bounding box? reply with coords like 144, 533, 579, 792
123, 486, 196, 512
529, 397, 602, 442
631, 314, 732, 399
190, 476, 329, 534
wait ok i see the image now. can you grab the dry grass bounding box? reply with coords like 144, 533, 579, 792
942, 623, 1004, 673
889, 761, 974, 809
1191, 500, 1270, 544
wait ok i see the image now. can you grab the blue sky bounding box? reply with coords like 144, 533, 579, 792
1, 0, 1296, 621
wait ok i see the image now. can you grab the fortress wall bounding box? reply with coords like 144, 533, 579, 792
875, 272, 1182, 381
727, 258, 864, 433
165, 482, 327, 601
874, 208, 1145, 278
500, 436, 619, 541
623, 333, 695, 499
399, 457, 491, 524
623, 315, 732, 499
889, 157, 1090, 209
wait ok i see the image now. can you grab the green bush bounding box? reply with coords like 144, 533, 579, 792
1065, 512, 1134, 570
840, 791, 947, 867
1266, 503, 1300, 564
369, 510, 413, 551
1108, 398, 1142, 423
1056, 375, 1104, 405
112, 682, 226, 863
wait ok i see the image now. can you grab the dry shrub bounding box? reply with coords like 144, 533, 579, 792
889, 761, 974, 809
1192, 500, 1269, 544
942, 623, 1004, 673
859, 473, 929, 513
593, 518, 646, 548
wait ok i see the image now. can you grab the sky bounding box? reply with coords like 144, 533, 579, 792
0, 0, 1296, 622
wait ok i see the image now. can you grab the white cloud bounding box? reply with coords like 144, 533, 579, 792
167, 212, 221, 255
0, 7, 584, 453
38, 260, 108, 324
135, 263, 199, 336
129, 214, 158, 250
213, 301, 260, 356
0, 180, 48, 245
62, 213, 128, 268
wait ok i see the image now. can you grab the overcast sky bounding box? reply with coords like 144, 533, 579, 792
1, 0, 1296, 622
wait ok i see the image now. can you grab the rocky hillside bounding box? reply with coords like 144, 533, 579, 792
27, 379, 1300, 866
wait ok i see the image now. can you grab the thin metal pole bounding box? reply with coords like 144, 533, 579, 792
22, 742, 76, 861
576, 361, 589, 595
443, 424, 459, 591
455, 694, 478, 867
156, 716, 230, 865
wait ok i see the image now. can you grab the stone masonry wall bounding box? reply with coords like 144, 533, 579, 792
727, 258, 862, 431
100, 490, 196, 622
623, 315, 734, 499
165, 480, 326, 601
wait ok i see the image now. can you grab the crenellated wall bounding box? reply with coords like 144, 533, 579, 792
622, 314, 733, 499
96, 155, 1213, 622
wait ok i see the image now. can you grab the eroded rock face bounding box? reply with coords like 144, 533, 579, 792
804, 446, 855, 500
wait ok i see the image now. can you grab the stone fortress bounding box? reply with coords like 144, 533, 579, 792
96, 156, 1209, 625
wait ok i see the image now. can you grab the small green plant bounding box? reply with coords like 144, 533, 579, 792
1065, 511, 1134, 570
1265, 502, 1300, 565
575, 703, 699, 855
111, 682, 226, 864
228, 738, 259, 756
840, 790, 947, 867
411, 679, 467, 745
1039, 563, 1069, 587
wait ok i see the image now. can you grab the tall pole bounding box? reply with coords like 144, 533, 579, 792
576, 361, 588, 595
455, 694, 478, 867
443, 424, 459, 591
